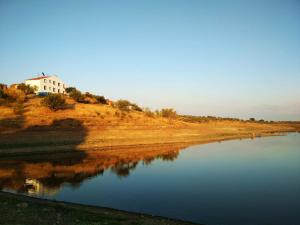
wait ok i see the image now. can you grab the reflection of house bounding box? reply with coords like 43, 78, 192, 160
25, 74, 67, 94
25, 178, 59, 197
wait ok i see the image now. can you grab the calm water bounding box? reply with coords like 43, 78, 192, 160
1, 133, 300, 225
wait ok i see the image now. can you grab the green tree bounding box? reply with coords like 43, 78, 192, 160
17, 83, 37, 94
160, 108, 177, 119
94, 95, 107, 104
115, 99, 131, 111
131, 103, 142, 112
65, 87, 77, 94
69, 89, 85, 102
41, 94, 66, 111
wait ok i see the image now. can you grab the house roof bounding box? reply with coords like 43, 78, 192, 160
27, 76, 49, 81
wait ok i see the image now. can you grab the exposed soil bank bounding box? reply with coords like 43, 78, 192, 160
0, 191, 198, 225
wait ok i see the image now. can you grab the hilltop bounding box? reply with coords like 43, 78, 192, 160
0, 93, 299, 156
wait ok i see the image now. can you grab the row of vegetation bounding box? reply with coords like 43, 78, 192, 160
179, 115, 274, 123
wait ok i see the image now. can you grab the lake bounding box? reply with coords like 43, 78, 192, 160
1, 133, 300, 225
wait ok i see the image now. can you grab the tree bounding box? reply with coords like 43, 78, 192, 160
94, 95, 107, 104
160, 108, 177, 119
115, 99, 131, 111
0, 84, 7, 99
69, 89, 85, 102
41, 94, 66, 111
65, 87, 77, 94
131, 103, 142, 112
17, 83, 37, 94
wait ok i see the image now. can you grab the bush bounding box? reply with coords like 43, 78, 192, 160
65, 87, 77, 94
131, 103, 142, 112
94, 95, 107, 104
13, 103, 25, 115
160, 108, 177, 119
6, 88, 26, 103
115, 99, 131, 111
17, 83, 37, 94
0, 83, 8, 99
144, 108, 155, 117
69, 89, 85, 102
0, 88, 7, 99
41, 94, 66, 111
114, 111, 121, 117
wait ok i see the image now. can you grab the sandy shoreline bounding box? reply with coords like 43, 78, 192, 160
0, 128, 297, 157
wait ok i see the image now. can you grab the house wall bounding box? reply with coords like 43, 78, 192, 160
25, 76, 67, 94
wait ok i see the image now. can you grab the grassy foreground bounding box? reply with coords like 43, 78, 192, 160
0, 96, 300, 156
0, 192, 197, 225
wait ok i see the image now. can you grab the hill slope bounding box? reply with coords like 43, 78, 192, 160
0, 96, 299, 155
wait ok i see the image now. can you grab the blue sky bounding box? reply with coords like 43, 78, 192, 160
0, 0, 299, 120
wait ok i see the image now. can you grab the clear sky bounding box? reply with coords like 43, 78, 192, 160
0, 0, 299, 120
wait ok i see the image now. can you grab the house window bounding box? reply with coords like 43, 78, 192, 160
58, 82, 60, 86
58, 89, 60, 93
44, 85, 46, 90
63, 84, 65, 88
53, 81, 55, 85
49, 80, 51, 83
53, 88, 55, 92
44, 79, 46, 83
49, 87, 51, 91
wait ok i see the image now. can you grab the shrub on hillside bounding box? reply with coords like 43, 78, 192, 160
115, 99, 131, 111
0, 83, 8, 99
5, 88, 26, 103
69, 89, 85, 102
41, 94, 66, 111
94, 95, 107, 104
131, 103, 142, 112
0, 88, 7, 99
65, 87, 77, 94
144, 108, 155, 117
13, 103, 25, 115
17, 83, 37, 94
160, 108, 177, 119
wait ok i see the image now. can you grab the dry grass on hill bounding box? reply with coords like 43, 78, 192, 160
0, 96, 299, 155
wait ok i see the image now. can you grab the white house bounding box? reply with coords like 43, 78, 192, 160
25, 74, 67, 94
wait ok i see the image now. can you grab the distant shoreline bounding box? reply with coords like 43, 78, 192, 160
0, 129, 298, 157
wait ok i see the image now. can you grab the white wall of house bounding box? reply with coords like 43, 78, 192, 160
25, 75, 67, 94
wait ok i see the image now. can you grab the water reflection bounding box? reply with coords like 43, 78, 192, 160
0, 144, 186, 196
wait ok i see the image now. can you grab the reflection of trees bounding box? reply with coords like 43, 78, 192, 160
0, 144, 188, 196
161, 150, 179, 161
111, 162, 138, 178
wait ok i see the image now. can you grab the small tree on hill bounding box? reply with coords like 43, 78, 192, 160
65, 87, 77, 94
115, 99, 131, 111
17, 83, 37, 94
161, 108, 177, 119
69, 89, 85, 102
94, 95, 107, 104
41, 94, 66, 111
131, 103, 142, 112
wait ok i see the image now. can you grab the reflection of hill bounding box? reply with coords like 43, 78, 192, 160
0, 144, 188, 196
